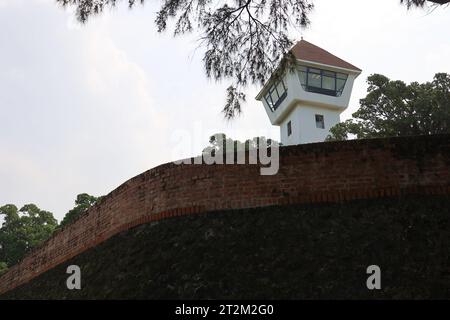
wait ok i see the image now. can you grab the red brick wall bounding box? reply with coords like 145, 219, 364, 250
1, 135, 449, 294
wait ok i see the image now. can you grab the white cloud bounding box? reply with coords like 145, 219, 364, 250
0, 0, 170, 220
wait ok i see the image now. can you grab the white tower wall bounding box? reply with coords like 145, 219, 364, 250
279, 104, 341, 145
257, 64, 360, 146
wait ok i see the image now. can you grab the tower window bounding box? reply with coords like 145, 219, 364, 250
264, 78, 288, 112
298, 66, 348, 97
287, 121, 292, 136
315, 114, 325, 129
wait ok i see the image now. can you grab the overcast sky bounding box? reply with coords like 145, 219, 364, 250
0, 0, 449, 221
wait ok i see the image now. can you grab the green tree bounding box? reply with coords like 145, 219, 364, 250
202, 133, 275, 157
59, 193, 102, 228
0, 204, 57, 267
57, 0, 448, 119
327, 73, 450, 140
0, 261, 8, 276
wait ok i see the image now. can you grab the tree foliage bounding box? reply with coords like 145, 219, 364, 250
0, 261, 8, 276
0, 194, 102, 270
401, 0, 450, 8
202, 133, 276, 157
57, 0, 448, 119
59, 193, 102, 228
327, 73, 450, 140
57, 0, 311, 119
0, 204, 57, 267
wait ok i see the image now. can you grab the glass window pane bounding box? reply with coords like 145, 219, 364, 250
315, 114, 325, 129
271, 86, 280, 101
322, 70, 335, 77
337, 73, 348, 80
337, 78, 346, 91
298, 65, 307, 72
266, 80, 288, 110
265, 93, 273, 108
308, 73, 321, 88
298, 71, 307, 86
276, 81, 285, 96
308, 68, 321, 74
322, 76, 336, 90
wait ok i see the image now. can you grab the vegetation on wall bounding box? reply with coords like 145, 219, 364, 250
2, 195, 449, 300
327, 73, 450, 140
0, 262, 8, 276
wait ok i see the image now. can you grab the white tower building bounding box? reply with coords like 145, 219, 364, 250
256, 40, 361, 145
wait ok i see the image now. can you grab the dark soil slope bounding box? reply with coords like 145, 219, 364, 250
2, 195, 450, 299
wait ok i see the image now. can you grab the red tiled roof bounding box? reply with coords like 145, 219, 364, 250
291, 40, 361, 72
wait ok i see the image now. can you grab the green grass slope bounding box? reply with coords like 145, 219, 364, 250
1, 195, 449, 299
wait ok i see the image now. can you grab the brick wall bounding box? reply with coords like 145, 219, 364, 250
1, 134, 449, 294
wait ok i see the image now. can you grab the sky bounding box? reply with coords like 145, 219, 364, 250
0, 0, 449, 222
